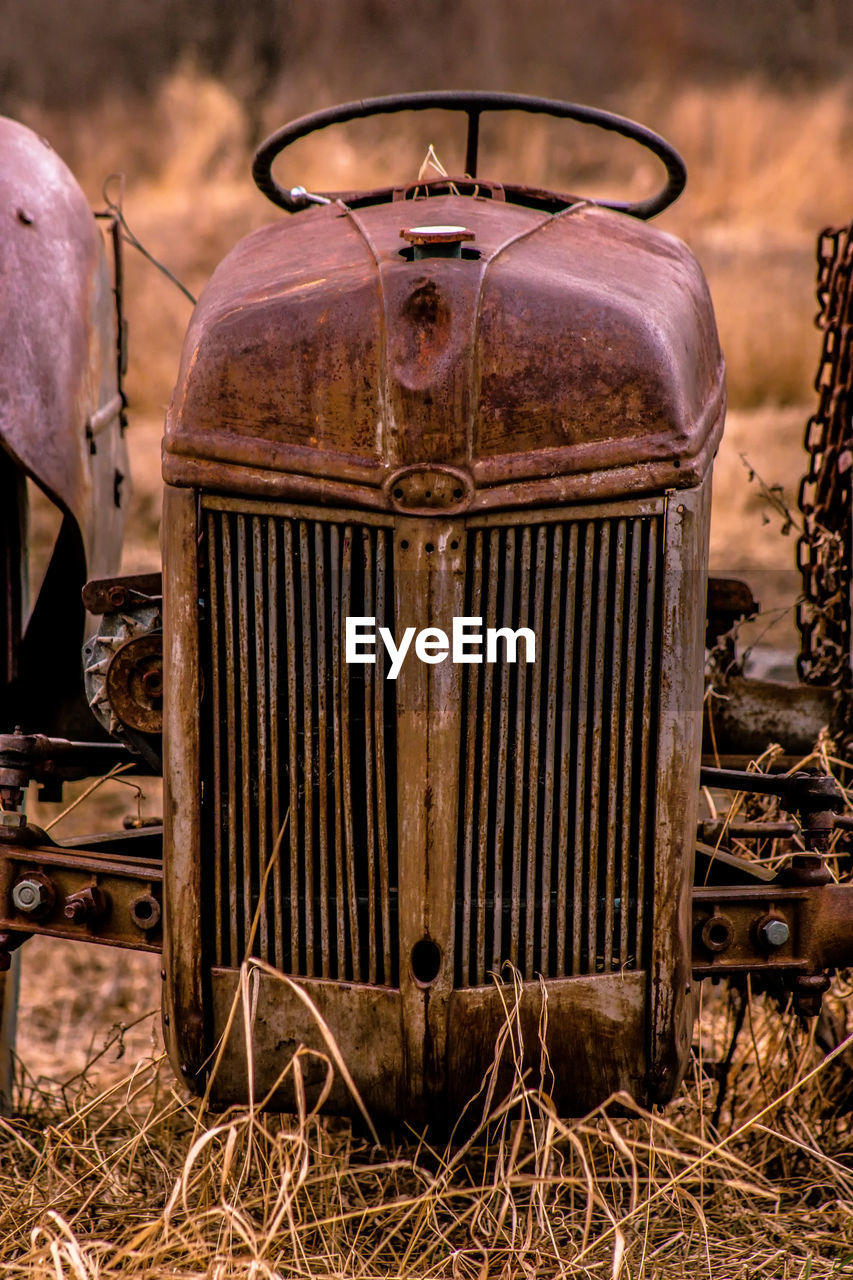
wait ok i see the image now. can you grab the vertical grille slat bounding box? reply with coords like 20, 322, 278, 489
362, 530, 378, 984
477, 534, 498, 984
573, 524, 594, 974
603, 519, 627, 973
207, 511, 226, 962
456, 510, 664, 985
329, 525, 347, 978
525, 525, 547, 974
509, 527, 530, 968
459, 528, 482, 984
635, 518, 660, 970
374, 528, 394, 986
314, 522, 330, 979
540, 523, 563, 975
339, 526, 361, 979
298, 520, 316, 975
202, 507, 398, 983
491, 529, 513, 973
221, 516, 241, 967
267, 519, 283, 972
555, 524, 577, 975
236, 518, 254, 956
252, 517, 270, 962
588, 521, 610, 974
283, 518, 300, 974
619, 521, 642, 967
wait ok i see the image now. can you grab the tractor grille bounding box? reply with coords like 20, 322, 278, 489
200, 505, 399, 983
200, 499, 664, 990
455, 514, 664, 985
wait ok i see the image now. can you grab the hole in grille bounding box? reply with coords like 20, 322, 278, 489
200, 508, 399, 983
455, 515, 664, 984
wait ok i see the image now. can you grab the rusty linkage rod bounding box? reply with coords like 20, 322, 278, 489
0, 732, 145, 812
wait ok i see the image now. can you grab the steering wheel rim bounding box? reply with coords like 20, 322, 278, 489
252, 90, 686, 220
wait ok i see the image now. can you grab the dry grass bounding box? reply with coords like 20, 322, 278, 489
6, 951, 853, 1277
8, 745, 853, 1278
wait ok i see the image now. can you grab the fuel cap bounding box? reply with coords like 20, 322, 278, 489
401, 225, 475, 259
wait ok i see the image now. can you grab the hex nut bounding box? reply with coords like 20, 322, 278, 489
759, 917, 790, 948
12, 876, 53, 915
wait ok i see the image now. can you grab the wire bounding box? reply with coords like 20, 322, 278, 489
101, 173, 197, 306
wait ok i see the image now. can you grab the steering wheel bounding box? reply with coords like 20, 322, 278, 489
252, 90, 686, 220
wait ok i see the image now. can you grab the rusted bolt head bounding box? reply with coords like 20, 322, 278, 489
130, 893, 161, 931
700, 913, 735, 954
12, 877, 52, 914
759, 917, 790, 948
107, 585, 127, 609
63, 886, 107, 925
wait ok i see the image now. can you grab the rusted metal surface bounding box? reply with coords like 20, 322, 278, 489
83, 596, 163, 760
703, 675, 838, 758
161, 487, 206, 1086
209, 969, 405, 1119
167, 483, 710, 1119
693, 881, 853, 992
456, 500, 665, 985
160, 101, 720, 1120
82, 572, 162, 615
200, 498, 397, 977
164, 196, 723, 510
207, 967, 648, 1121
0, 732, 141, 810
0, 116, 128, 586
0, 839, 162, 952
798, 219, 853, 691
699, 764, 845, 851
646, 480, 710, 1103
447, 973, 648, 1116
698, 819, 797, 843
105, 634, 163, 734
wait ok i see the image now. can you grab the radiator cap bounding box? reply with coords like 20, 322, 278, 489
401, 224, 475, 258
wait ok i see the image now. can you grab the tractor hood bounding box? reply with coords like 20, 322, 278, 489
164, 194, 724, 509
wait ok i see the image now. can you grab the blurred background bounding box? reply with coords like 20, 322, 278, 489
3, 0, 853, 1081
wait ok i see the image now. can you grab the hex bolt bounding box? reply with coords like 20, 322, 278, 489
12, 877, 52, 914
759, 917, 790, 948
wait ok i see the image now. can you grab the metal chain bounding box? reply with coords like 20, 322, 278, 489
797, 220, 853, 689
